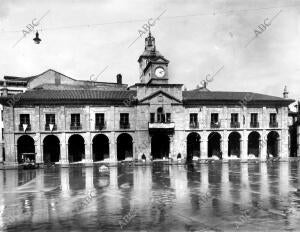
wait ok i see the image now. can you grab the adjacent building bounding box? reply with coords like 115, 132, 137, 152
0, 33, 294, 166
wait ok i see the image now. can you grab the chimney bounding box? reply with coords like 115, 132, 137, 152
2, 81, 8, 97
117, 74, 122, 85
283, 85, 288, 99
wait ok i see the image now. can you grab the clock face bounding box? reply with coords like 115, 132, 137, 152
155, 67, 165, 78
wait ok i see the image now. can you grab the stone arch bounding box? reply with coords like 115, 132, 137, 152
117, 133, 133, 161
17, 135, 35, 163
228, 132, 241, 158
92, 134, 109, 161
248, 131, 261, 157
208, 132, 221, 158
68, 134, 85, 162
267, 131, 280, 157
43, 135, 60, 163
187, 132, 201, 161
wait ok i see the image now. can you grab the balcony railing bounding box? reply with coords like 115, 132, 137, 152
70, 124, 82, 130
230, 121, 240, 128
189, 121, 199, 128
120, 122, 130, 129
45, 124, 57, 131
210, 121, 221, 128
269, 121, 278, 128
250, 121, 259, 128
19, 124, 31, 131
95, 122, 106, 130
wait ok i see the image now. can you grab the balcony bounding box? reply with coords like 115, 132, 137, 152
189, 121, 199, 129
250, 121, 259, 128
70, 124, 82, 130
120, 122, 130, 129
19, 124, 31, 132
148, 121, 175, 133
95, 122, 106, 130
269, 121, 278, 128
230, 121, 240, 128
210, 121, 221, 128
45, 124, 57, 131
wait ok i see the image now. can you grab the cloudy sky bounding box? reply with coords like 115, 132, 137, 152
0, 0, 299, 100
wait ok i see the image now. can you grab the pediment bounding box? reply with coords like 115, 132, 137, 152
139, 90, 181, 104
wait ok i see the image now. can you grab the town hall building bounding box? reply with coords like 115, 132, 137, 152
0, 32, 294, 166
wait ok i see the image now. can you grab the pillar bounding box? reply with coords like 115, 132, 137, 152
60, 142, 68, 164
280, 129, 289, 160
84, 132, 92, 163
260, 137, 267, 161
200, 137, 208, 159
109, 140, 117, 162
241, 134, 248, 160
35, 133, 43, 164
169, 135, 175, 159
221, 138, 228, 160
297, 125, 300, 157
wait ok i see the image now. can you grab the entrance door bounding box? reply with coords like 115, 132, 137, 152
151, 134, 170, 159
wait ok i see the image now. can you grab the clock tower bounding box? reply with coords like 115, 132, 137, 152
138, 32, 169, 84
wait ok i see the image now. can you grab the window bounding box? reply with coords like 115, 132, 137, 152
231, 113, 238, 123
120, 113, 129, 125
95, 113, 105, 125
157, 107, 165, 123
190, 113, 198, 123
71, 114, 80, 126
46, 114, 55, 125
20, 114, 30, 125
150, 113, 155, 123
270, 113, 277, 123
211, 113, 219, 123
250, 113, 258, 123
166, 113, 171, 122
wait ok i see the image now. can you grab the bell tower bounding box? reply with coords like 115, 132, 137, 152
138, 32, 169, 84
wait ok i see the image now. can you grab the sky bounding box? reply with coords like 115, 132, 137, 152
0, 0, 300, 101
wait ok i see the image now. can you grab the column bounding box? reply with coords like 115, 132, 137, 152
0, 142, 3, 163
260, 137, 267, 161
280, 129, 289, 160
109, 140, 117, 162
241, 135, 248, 161
132, 141, 136, 160
84, 132, 92, 163
200, 137, 208, 159
35, 133, 43, 163
60, 142, 68, 164
297, 126, 300, 157
169, 135, 175, 159
221, 138, 228, 160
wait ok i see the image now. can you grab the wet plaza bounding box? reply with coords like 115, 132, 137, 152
0, 161, 300, 231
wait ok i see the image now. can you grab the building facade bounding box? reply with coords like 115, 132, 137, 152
1, 33, 294, 165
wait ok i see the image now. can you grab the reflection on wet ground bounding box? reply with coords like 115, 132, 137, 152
1, 161, 300, 231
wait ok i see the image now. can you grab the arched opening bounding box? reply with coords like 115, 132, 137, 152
93, 134, 109, 161
151, 133, 170, 159
208, 132, 221, 158
267, 131, 280, 158
117, 133, 133, 161
157, 107, 165, 123
68, 134, 85, 162
187, 132, 200, 161
248, 131, 260, 157
228, 132, 241, 158
43, 135, 60, 163
17, 135, 35, 164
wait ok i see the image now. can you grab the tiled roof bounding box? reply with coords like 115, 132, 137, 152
17, 89, 136, 100
0, 89, 293, 106
182, 91, 293, 103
